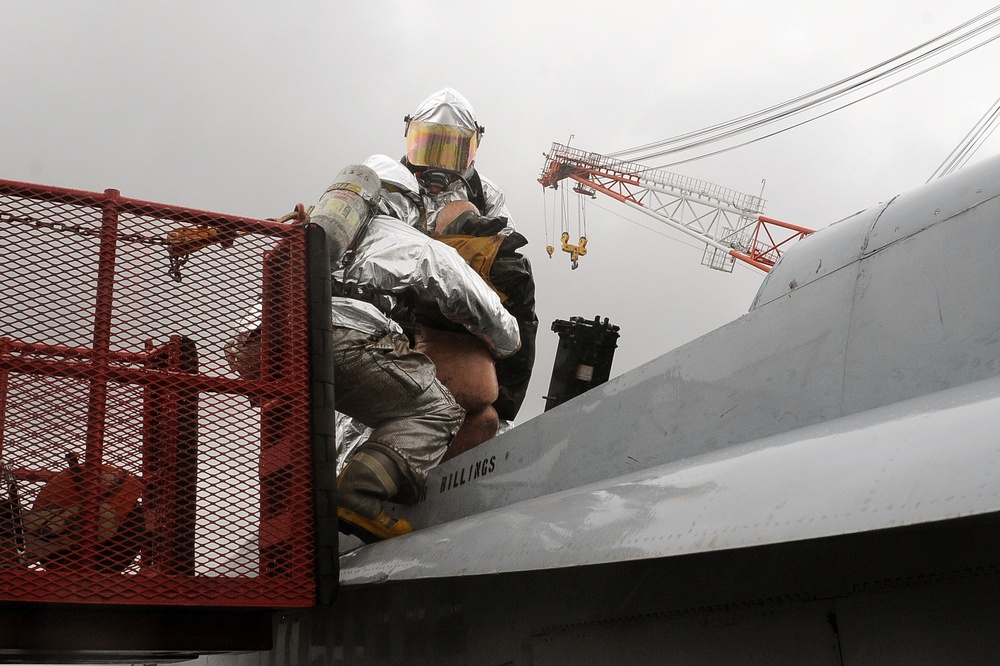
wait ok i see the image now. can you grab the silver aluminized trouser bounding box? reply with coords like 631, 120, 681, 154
331, 325, 464, 496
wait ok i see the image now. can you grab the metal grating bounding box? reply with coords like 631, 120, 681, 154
0, 180, 315, 607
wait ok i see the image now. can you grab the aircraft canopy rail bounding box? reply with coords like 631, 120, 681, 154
0, 180, 319, 608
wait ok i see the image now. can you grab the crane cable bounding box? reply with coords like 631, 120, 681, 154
605, 5, 1000, 165
543, 185, 554, 257
541, 176, 591, 268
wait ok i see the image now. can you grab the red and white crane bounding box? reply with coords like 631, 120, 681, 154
538, 142, 812, 272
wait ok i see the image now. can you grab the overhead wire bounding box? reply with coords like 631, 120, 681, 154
958, 100, 1000, 168
654, 31, 1000, 169
608, 6, 998, 157
613, 5, 1000, 160
603, 5, 1000, 166
927, 94, 1000, 181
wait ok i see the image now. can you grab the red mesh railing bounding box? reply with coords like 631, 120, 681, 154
0, 180, 316, 607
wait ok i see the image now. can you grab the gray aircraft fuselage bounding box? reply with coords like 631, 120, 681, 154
183, 152, 1000, 665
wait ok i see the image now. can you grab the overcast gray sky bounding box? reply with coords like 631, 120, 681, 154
3, 1, 999, 424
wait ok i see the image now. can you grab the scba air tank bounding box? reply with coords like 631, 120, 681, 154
312, 164, 381, 265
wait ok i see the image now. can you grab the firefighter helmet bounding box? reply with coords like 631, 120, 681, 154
404, 88, 485, 173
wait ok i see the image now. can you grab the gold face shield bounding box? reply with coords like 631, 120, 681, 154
405, 120, 479, 172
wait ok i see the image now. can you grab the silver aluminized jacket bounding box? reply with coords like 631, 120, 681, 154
333, 214, 521, 360
478, 173, 511, 220
423, 172, 512, 234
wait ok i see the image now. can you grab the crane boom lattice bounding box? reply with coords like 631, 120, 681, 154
538, 142, 812, 272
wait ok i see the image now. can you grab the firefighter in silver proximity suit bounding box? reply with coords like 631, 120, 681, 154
318, 160, 520, 543
227, 160, 519, 543
402, 87, 539, 425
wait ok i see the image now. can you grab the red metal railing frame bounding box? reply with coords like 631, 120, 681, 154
0, 179, 316, 607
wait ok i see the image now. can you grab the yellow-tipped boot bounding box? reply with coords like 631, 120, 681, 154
337, 448, 414, 543
337, 507, 412, 543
